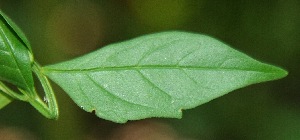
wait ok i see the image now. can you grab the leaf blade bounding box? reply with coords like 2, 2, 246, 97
44, 31, 287, 123
0, 10, 32, 52
0, 10, 34, 91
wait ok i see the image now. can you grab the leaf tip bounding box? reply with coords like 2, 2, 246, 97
279, 68, 288, 78
269, 65, 289, 80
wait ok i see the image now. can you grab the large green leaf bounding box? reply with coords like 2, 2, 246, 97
0, 10, 34, 91
43, 32, 287, 123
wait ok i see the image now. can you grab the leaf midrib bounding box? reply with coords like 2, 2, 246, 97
0, 24, 30, 90
43, 65, 277, 74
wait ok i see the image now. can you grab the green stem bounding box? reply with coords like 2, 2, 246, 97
0, 62, 59, 119
30, 62, 59, 119
0, 81, 27, 101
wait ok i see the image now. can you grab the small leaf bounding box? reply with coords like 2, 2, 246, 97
0, 10, 32, 52
0, 10, 58, 119
0, 10, 34, 91
0, 91, 12, 109
43, 31, 288, 123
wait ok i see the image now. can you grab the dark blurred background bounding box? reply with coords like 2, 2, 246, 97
0, 0, 299, 140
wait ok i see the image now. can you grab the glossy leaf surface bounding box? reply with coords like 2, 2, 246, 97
44, 32, 287, 123
0, 10, 32, 52
0, 10, 34, 91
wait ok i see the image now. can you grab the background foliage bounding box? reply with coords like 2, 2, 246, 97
0, 0, 299, 139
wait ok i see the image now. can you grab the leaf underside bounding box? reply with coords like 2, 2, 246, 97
44, 31, 287, 123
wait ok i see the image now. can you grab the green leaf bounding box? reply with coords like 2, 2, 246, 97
0, 10, 34, 91
0, 10, 32, 52
0, 10, 58, 119
0, 91, 12, 109
43, 31, 288, 123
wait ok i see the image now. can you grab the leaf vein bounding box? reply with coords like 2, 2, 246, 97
85, 74, 154, 110
137, 39, 182, 65
74, 75, 95, 111
177, 47, 201, 65
45, 65, 271, 74
136, 70, 173, 100
0, 49, 9, 55
180, 68, 213, 90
